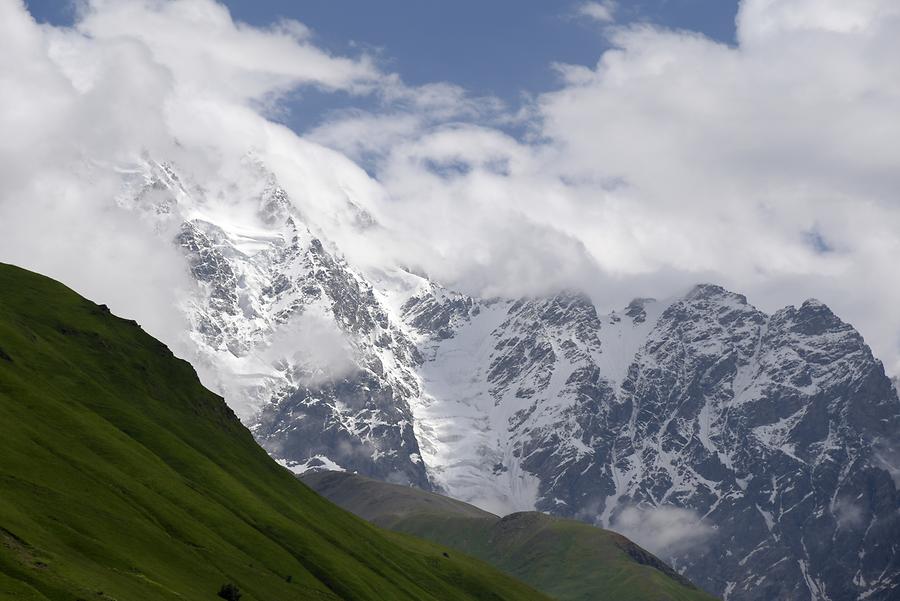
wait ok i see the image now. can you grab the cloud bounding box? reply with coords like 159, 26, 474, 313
0, 0, 193, 349
263, 310, 358, 386
532, 0, 900, 371
832, 497, 865, 530
610, 505, 715, 556
737, 0, 900, 39
76, 0, 380, 105
578, 1, 617, 24
3, 0, 900, 391
311, 0, 900, 375
0, 0, 385, 373
196, 307, 358, 420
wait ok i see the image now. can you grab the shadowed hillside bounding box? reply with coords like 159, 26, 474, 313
303, 471, 719, 601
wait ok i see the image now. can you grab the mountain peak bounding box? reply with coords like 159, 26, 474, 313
684, 283, 749, 305
778, 297, 849, 337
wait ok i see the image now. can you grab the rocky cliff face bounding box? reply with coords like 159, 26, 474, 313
122, 157, 900, 601
400, 283, 900, 601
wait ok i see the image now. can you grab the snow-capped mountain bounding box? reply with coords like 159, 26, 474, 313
120, 157, 431, 487
121, 157, 899, 601
404, 283, 900, 601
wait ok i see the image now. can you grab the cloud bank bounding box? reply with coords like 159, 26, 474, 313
313, 0, 900, 374
0, 0, 383, 357
1, 0, 899, 378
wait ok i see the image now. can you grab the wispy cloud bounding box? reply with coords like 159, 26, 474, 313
577, 1, 617, 24
611, 505, 715, 556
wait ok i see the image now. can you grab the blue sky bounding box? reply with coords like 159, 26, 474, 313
24, 0, 739, 132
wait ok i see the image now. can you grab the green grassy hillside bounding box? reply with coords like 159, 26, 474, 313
0, 263, 552, 601
302, 471, 720, 601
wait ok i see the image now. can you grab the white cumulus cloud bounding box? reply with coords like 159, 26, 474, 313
313, 0, 900, 375
2, 0, 900, 379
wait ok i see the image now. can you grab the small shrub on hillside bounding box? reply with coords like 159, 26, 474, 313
217, 583, 242, 601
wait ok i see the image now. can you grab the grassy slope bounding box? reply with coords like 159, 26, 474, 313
302, 472, 720, 601
0, 263, 552, 601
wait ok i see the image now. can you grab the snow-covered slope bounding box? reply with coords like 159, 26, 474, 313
119, 157, 900, 601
